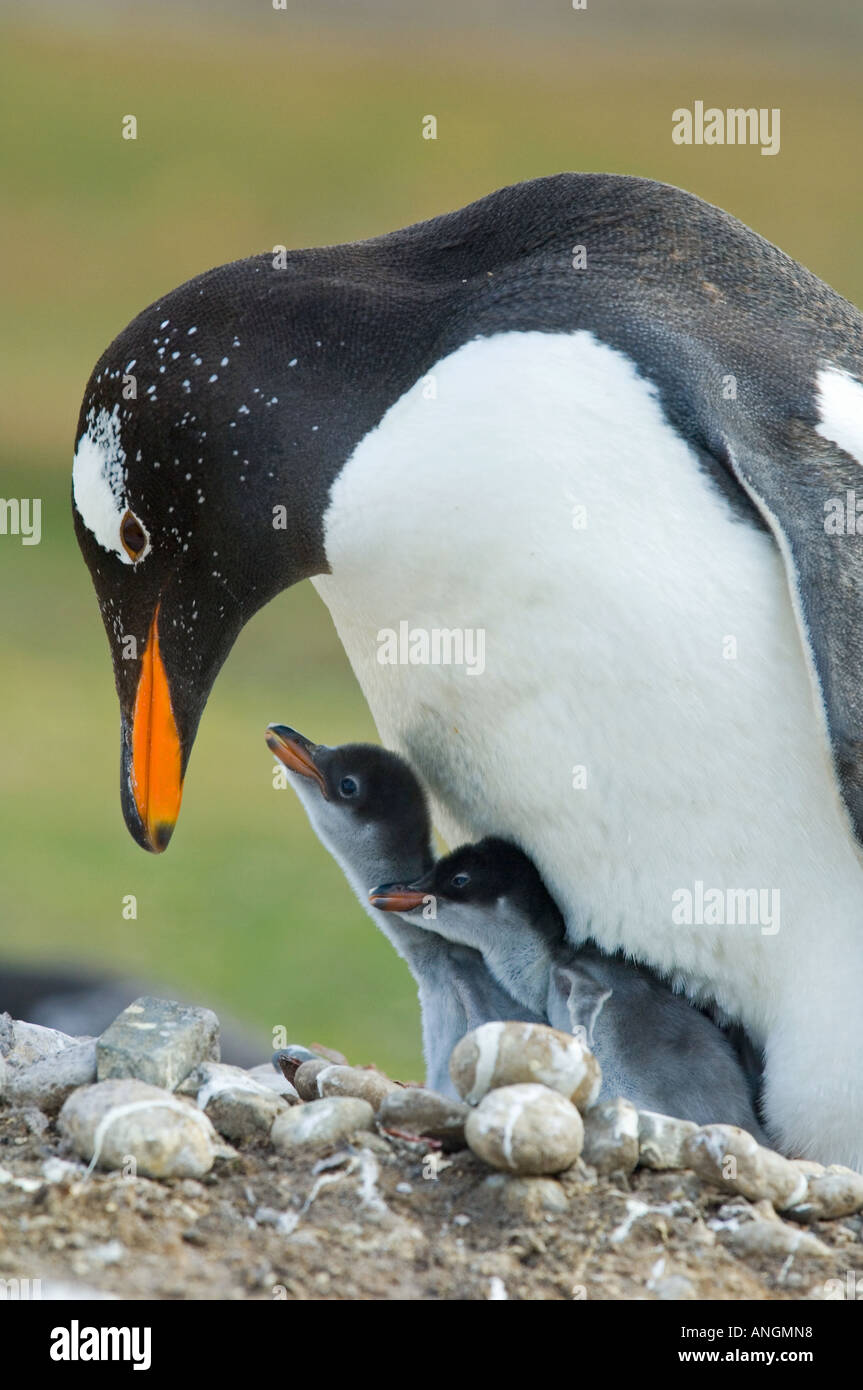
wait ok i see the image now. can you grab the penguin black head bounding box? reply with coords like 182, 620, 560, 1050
370, 836, 567, 944
74, 177, 621, 854
266, 725, 432, 872
72, 258, 358, 852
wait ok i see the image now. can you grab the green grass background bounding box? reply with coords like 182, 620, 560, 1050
1, 6, 861, 1073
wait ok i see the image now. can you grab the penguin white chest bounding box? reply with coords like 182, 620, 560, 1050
313, 330, 863, 1038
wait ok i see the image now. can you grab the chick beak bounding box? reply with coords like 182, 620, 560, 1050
265, 724, 328, 798
368, 883, 429, 912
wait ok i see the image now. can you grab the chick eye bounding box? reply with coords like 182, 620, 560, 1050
339, 776, 359, 798
450, 871, 471, 889
120, 509, 148, 561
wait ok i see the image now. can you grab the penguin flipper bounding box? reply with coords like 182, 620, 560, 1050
553, 965, 612, 1048
722, 426, 863, 847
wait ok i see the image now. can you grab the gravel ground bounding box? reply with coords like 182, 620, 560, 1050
1, 1103, 861, 1302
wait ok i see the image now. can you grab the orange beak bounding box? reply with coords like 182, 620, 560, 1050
368, 887, 429, 912
265, 724, 328, 798
130, 605, 183, 852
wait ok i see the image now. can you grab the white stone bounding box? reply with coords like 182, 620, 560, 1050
270, 1097, 375, 1153
582, 1097, 639, 1175
450, 1022, 600, 1111
59, 1078, 217, 1179
638, 1110, 699, 1170
683, 1125, 808, 1210
465, 1083, 584, 1175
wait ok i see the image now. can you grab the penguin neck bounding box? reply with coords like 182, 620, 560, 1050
296, 798, 437, 964
332, 841, 441, 970
340, 843, 430, 918
433, 900, 553, 1016
482, 929, 553, 1017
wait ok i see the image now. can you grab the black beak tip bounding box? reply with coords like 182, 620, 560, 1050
369, 881, 402, 900
124, 814, 175, 855
267, 723, 301, 741
152, 821, 175, 853
266, 723, 317, 754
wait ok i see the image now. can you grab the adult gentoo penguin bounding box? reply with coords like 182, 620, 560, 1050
73, 174, 863, 1166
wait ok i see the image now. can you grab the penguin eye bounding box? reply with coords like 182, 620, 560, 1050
339, 776, 359, 798
120, 509, 148, 562
450, 871, 471, 890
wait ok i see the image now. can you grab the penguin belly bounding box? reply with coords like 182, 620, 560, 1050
314, 329, 863, 1167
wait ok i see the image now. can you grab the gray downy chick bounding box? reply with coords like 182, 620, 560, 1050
266, 726, 538, 1096
377, 836, 765, 1134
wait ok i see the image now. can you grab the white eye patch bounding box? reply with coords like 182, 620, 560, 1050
72, 404, 150, 564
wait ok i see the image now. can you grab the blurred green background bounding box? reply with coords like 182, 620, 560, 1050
1, 0, 861, 1074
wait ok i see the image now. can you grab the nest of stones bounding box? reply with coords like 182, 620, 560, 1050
2, 997, 861, 1231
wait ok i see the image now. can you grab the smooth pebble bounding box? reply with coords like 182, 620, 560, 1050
450, 1022, 600, 1111
270, 1096, 374, 1153
59, 1078, 217, 1179
465, 1083, 584, 1175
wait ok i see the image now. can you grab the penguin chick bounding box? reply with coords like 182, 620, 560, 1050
372, 837, 765, 1134
265, 727, 538, 1096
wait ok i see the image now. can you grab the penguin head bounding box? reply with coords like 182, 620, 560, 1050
266, 726, 432, 872
72, 261, 337, 852
371, 836, 566, 944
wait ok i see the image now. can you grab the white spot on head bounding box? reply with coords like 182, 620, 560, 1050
816, 367, 863, 467
72, 405, 150, 564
